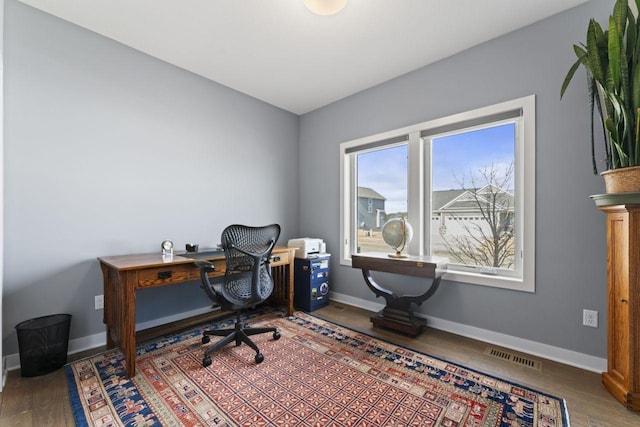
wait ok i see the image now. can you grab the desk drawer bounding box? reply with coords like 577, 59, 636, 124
137, 265, 193, 288
270, 251, 290, 267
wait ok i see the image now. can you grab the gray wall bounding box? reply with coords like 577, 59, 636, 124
3, 0, 299, 354
299, 0, 612, 358
3, 0, 615, 361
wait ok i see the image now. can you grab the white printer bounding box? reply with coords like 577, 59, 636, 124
287, 238, 327, 258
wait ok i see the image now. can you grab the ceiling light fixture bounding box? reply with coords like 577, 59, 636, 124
304, 0, 348, 16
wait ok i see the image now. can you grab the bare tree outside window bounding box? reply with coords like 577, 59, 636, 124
437, 162, 515, 271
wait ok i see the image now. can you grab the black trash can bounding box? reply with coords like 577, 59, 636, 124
15, 314, 72, 377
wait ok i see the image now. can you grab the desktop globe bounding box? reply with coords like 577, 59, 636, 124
381, 217, 413, 258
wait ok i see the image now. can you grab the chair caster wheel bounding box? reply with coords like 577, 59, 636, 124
273, 331, 281, 340
203, 357, 212, 367
255, 353, 264, 364
202, 335, 211, 344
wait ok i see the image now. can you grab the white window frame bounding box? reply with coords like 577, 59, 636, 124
339, 95, 535, 292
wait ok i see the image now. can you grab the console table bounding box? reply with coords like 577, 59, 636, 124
98, 246, 295, 378
352, 252, 448, 336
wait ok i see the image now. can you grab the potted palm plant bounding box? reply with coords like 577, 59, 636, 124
561, 0, 640, 193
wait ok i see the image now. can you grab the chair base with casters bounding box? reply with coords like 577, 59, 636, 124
201, 311, 281, 366
196, 223, 282, 367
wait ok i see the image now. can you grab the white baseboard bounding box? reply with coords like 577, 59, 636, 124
328, 291, 607, 373
5, 330, 107, 373
5, 296, 607, 375
5, 306, 216, 372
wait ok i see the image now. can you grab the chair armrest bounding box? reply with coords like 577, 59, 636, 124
195, 260, 216, 272
195, 260, 220, 305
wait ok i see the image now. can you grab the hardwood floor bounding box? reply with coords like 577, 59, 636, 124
314, 303, 640, 427
0, 343, 105, 427
1, 301, 639, 426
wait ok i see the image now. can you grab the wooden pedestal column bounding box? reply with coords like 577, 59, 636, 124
598, 204, 640, 410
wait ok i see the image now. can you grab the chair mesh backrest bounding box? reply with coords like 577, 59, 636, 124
220, 224, 281, 307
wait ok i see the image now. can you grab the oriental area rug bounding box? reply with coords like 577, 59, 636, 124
66, 311, 570, 426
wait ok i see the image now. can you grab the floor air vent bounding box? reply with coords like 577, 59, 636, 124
484, 347, 541, 370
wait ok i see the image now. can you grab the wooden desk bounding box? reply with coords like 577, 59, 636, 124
98, 246, 295, 378
352, 252, 448, 336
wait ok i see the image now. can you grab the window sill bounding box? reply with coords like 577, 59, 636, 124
443, 270, 533, 292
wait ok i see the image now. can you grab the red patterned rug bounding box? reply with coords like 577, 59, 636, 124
66, 311, 569, 426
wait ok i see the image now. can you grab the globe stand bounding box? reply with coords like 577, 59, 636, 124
382, 217, 412, 259
388, 251, 409, 259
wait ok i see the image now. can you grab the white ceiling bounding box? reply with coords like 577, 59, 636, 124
18, 0, 589, 115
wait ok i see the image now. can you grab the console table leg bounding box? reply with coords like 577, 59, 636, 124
360, 269, 442, 337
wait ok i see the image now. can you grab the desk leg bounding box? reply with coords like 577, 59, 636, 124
101, 264, 115, 349
120, 271, 137, 378
106, 270, 137, 378
287, 258, 295, 316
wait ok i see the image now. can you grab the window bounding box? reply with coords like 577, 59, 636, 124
354, 143, 408, 254
340, 96, 535, 291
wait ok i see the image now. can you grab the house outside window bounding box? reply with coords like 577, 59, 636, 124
340, 96, 535, 291
432, 185, 515, 276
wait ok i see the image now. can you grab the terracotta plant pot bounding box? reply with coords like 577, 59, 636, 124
601, 166, 640, 193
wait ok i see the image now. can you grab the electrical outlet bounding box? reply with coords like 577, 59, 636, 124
583, 309, 598, 328
95, 294, 104, 310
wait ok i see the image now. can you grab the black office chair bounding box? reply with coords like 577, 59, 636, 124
195, 224, 281, 367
